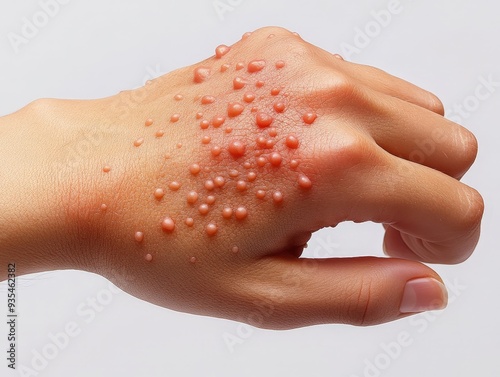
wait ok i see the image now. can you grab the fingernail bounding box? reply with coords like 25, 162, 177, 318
400, 278, 448, 313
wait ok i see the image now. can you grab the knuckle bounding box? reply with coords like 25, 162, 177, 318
345, 278, 374, 326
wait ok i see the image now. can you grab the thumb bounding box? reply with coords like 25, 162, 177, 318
248, 256, 448, 329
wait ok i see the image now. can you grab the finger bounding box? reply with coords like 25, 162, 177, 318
348, 87, 478, 179
345, 152, 484, 264
243, 256, 448, 328
335, 59, 445, 115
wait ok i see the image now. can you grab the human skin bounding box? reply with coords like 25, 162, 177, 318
0, 27, 483, 328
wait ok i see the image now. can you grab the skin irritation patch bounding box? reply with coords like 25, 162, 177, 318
109, 33, 318, 262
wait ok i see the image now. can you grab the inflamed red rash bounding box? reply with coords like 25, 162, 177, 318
194, 67, 211, 83
215, 44, 231, 59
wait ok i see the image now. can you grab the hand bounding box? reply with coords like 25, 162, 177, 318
0, 27, 483, 328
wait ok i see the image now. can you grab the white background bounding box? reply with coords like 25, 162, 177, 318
0, 0, 499, 376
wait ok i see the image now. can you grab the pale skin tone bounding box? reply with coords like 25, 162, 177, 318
0, 27, 483, 328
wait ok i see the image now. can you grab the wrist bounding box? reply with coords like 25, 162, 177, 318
0, 102, 85, 278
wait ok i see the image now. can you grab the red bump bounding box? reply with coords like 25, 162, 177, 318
170, 114, 180, 123
220, 64, 230, 72
187, 191, 199, 204
227, 102, 244, 117
303, 112, 317, 125
206, 223, 218, 236
248, 60, 266, 73
236, 62, 245, 70
199, 204, 209, 215
243, 92, 255, 103
205, 180, 215, 191
256, 80, 265, 88
228, 140, 246, 158
236, 180, 247, 191
215, 44, 231, 59
202, 136, 211, 144
222, 207, 233, 219
201, 95, 215, 104
206, 195, 216, 205
269, 152, 282, 167
271, 87, 280, 96
212, 116, 226, 128
235, 207, 248, 220
275, 60, 285, 69
200, 120, 210, 129
285, 135, 299, 149
256, 190, 266, 199
256, 112, 273, 128
211, 146, 222, 157
161, 217, 175, 232
233, 77, 246, 90
214, 176, 226, 188
169, 181, 181, 191
298, 175, 312, 189
145, 118, 154, 127
154, 188, 165, 200
185, 218, 194, 227
155, 130, 165, 138
135, 231, 144, 243
189, 164, 201, 175
273, 102, 285, 113
273, 191, 284, 204
194, 67, 211, 83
